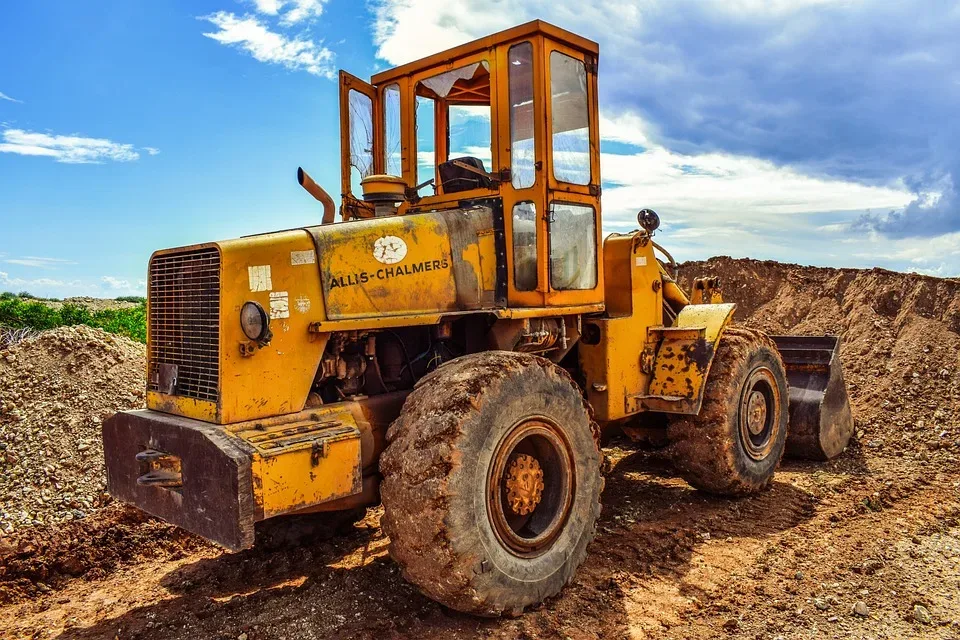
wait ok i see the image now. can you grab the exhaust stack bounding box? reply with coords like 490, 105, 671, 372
297, 167, 336, 225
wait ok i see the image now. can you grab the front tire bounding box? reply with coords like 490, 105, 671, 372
667, 326, 788, 495
379, 352, 602, 616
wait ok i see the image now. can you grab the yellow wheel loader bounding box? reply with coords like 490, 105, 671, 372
103, 20, 853, 616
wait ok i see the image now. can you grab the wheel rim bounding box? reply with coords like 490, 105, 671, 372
738, 367, 781, 461
487, 418, 575, 558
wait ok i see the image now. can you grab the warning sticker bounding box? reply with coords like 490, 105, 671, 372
248, 265, 273, 292
269, 291, 289, 319
290, 250, 316, 266
635, 256, 648, 267
295, 295, 311, 314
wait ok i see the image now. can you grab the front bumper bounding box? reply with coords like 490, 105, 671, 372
102, 407, 363, 550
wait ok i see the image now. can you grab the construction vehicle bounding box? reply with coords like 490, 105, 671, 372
102, 20, 853, 616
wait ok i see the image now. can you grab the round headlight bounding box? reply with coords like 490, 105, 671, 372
240, 301, 269, 341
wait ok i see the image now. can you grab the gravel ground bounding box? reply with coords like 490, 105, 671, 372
0, 325, 145, 532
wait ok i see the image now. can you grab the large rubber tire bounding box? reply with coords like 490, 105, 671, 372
667, 326, 789, 496
379, 352, 602, 616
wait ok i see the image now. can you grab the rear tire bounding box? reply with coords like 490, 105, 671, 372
667, 326, 788, 495
379, 352, 602, 616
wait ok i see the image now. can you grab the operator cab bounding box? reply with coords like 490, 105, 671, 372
338, 20, 602, 309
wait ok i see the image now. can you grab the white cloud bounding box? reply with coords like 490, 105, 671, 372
252, 0, 283, 14
371, 0, 855, 66
200, 12, 335, 78
100, 276, 146, 295
598, 125, 913, 229
4, 256, 76, 269
250, 0, 326, 23
279, 0, 327, 25
0, 91, 22, 104
101, 276, 132, 289
600, 112, 656, 149
143, 147, 161, 156
0, 128, 154, 164
0, 271, 81, 291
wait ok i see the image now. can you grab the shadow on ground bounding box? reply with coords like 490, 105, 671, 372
55, 446, 821, 640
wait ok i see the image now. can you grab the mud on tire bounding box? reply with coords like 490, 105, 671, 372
667, 326, 789, 496
379, 352, 603, 616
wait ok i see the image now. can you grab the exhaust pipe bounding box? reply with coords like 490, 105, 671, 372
297, 167, 336, 225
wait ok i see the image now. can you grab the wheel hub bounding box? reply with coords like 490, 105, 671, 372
746, 390, 767, 435
738, 366, 781, 461
505, 454, 545, 515
487, 418, 574, 557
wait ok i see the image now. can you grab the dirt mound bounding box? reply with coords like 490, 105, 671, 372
0, 325, 146, 533
679, 257, 960, 468
0, 503, 203, 604
1, 259, 959, 639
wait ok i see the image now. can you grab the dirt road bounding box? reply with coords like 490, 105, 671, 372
1, 258, 959, 639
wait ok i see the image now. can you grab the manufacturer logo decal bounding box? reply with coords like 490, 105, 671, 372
373, 236, 407, 265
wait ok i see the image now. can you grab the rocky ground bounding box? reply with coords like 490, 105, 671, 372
0, 258, 958, 639
39, 298, 142, 313
0, 326, 145, 532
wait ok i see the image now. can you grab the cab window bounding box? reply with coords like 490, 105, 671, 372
549, 51, 590, 186
549, 202, 597, 290
416, 61, 494, 195
512, 202, 538, 290
509, 42, 535, 189
348, 89, 374, 196
415, 95, 436, 186
383, 83, 402, 177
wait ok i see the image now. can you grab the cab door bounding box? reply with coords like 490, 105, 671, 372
541, 39, 603, 307
496, 36, 548, 307
339, 71, 380, 220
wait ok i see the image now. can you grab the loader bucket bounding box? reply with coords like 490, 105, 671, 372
771, 335, 854, 460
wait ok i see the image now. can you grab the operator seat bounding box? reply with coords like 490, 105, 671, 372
438, 156, 494, 193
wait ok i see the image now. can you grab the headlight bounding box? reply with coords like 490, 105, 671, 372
240, 301, 269, 342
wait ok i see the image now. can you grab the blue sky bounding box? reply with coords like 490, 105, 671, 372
1, 0, 958, 298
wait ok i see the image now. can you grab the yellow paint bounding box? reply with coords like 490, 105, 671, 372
579, 235, 662, 422
237, 407, 363, 518
673, 303, 735, 344
146, 391, 217, 422
147, 230, 329, 424
218, 231, 330, 424
642, 303, 736, 414
311, 213, 461, 319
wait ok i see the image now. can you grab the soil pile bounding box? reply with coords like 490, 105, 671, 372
0, 326, 145, 533
679, 257, 960, 469
0, 261, 959, 639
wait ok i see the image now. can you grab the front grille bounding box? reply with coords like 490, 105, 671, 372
148, 247, 221, 402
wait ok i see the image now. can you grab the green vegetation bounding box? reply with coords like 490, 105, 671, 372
115, 295, 147, 304
0, 296, 146, 343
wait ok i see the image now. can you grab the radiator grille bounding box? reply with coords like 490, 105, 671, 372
148, 247, 221, 402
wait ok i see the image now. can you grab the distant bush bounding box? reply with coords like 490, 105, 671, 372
115, 295, 147, 303
17, 291, 37, 300
0, 298, 146, 343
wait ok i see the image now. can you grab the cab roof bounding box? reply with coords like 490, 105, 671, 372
370, 19, 599, 86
